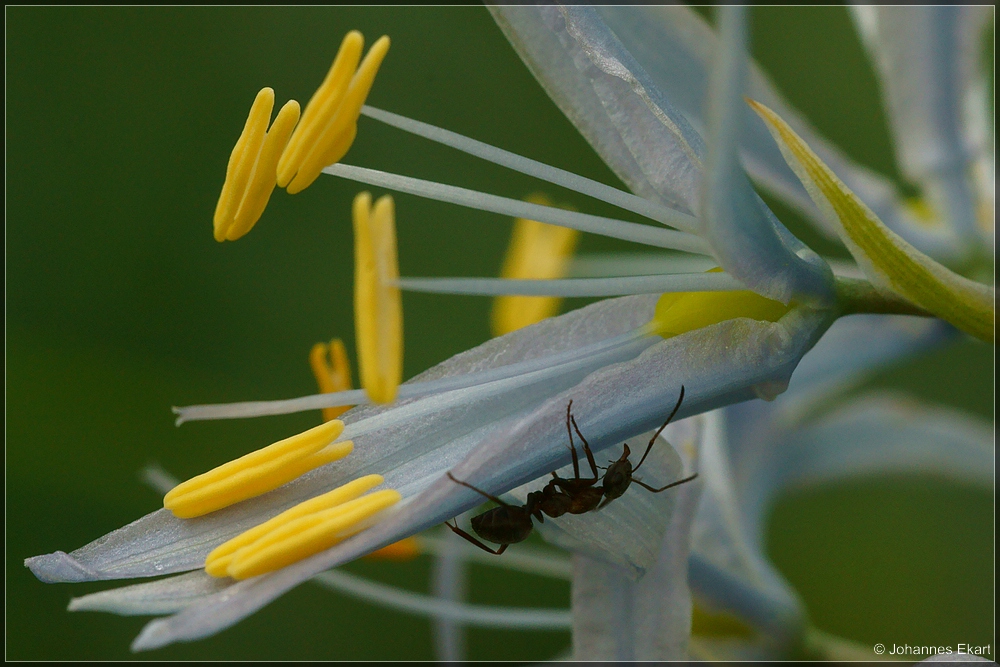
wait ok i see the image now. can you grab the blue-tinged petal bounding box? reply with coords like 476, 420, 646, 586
701, 6, 833, 306
689, 411, 805, 649
597, 5, 970, 261
488, 4, 707, 217
27, 295, 659, 584
128, 307, 832, 650
68, 571, 225, 616
754, 392, 993, 510
850, 6, 994, 246
569, 457, 701, 660
780, 314, 954, 415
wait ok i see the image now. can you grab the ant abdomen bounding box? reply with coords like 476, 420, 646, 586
470, 505, 534, 545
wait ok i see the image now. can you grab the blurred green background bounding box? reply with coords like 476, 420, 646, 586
6, 6, 993, 660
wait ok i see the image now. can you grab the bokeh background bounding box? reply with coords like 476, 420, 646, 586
7, 6, 993, 660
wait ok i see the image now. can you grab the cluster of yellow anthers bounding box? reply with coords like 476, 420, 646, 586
160, 31, 415, 580
213, 30, 390, 242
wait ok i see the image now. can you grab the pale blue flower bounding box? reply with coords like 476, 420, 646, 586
25, 5, 991, 658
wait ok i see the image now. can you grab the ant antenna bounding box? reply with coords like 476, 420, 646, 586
633, 385, 685, 473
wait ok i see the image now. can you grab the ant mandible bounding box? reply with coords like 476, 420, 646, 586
444, 386, 698, 555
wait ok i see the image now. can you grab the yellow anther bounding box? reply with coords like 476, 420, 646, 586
364, 536, 422, 561
280, 33, 390, 195
353, 192, 402, 404
222, 488, 402, 579
309, 338, 354, 421
491, 194, 581, 337
164, 420, 352, 519
647, 268, 792, 338
214, 88, 301, 242
205, 474, 384, 577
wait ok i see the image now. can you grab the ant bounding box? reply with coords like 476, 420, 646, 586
445, 386, 698, 555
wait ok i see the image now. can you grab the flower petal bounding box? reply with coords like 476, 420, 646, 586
700, 6, 833, 306
68, 571, 228, 616
752, 100, 994, 342
127, 306, 830, 649
26, 296, 660, 584
569, 462, 701, 660
850, 6, 994, 244
597, 5, 971, 260
489, 5, 706, 216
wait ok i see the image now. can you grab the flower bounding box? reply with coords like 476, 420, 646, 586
23, 5, 992, 658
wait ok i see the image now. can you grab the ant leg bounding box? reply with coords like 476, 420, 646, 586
633, 472, 698, 493
569, 414, 600, 480
446, 472, 511, 507
563, 400, 581, 479
444, 520, 508, 555
633, 385, 685, 473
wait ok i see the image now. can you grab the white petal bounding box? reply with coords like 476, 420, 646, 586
489, 5, 706, 216
570, 454, 700, 660
68, 571, 230, 616
27, 295, 659, 584
130, 308, 831, 650
598, 6, 969, 260
851, 6, 992, 243
700, 6, 833, 305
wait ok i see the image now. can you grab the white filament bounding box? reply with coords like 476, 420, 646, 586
312, 569, 571, 629
395, 271, 743, 297
324, 163, 711, 254
360, 105, 699, 233
174, 330, 651, 424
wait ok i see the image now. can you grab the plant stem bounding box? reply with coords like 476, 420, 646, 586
834, 277, 934, 317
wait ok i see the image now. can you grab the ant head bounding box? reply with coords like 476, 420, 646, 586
602, 457, 633, 501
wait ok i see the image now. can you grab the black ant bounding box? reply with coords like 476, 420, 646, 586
444, 386, 697, 555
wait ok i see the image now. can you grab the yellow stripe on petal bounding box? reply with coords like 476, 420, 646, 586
284, 35, 390, 195
647, 268, 792, 339
205, 474, 383, 576
354, 192, 402, 404
164, 420, 352, 518
749, 99, 994, 343
309, 339, 354, 421
491, 194, 580, 336
224, 489, 402, 579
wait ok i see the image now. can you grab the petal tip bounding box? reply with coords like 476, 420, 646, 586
25, 551, 98, 583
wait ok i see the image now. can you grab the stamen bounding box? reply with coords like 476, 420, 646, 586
396, 271, 744, 297
223, 489, 402, 579
278, 31, 364, 188
354, 192, 403, 404
568, 253, 719, 278
360, 105, 699, 233
647, 270, 792, 338
492, 194, 580, 336
204, 474, 384, 576
309, 339, 354, 421
163, 420, 352, 518
324, 163, 711, 254
281, 35, 390, 195
214, 88, 301, 242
